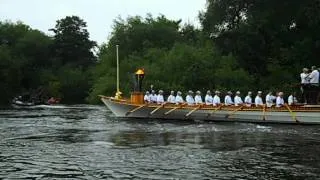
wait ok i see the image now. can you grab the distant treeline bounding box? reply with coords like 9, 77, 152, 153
1, 0, 320, 105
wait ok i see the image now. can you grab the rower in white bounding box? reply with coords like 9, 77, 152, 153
276, 92, 285, 107
205, 90, 213, 105
144, 91, 151, 103
255, 91, 264, 107
156, 90, 164, 104
234, 91, 243, 106
212, 90, 221, 106
194, 91, 203, 105
175, 91, 184, 104
288, 92, 298, 105
186, 90, 195, 105
244, 91, 252, 107
150, 90, 157, 103
265, 91, 276, 107
224, 91, 234, 106
167, 90, 176, 103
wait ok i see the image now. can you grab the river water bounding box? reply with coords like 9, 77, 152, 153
0, 105, 319, 179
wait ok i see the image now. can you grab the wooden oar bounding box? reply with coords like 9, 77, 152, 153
185, 105, 201, 117
164, 106, 179, 115
149, 103, 166, 115
262, 104, 266, 120
225, 105, 243, 118
207, 105, 223, 117
164, 103, 186, 115
284, 103, 299, 123
125, 104, 146, 116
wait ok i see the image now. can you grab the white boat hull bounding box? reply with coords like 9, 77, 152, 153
101, 98, 320, 124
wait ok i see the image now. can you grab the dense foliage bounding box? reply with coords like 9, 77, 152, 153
2, 1, 319, 105
0, 16, 95, 105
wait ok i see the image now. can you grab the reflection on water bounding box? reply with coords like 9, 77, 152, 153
0, 105, 319, 179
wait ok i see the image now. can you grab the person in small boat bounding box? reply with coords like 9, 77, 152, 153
288, 92, 298, 105
212, 90, 221, 106
255, 91, 264, 107
194, 91, 203, 105
265, 91, 276, 107
167, 91, 176, 103
156, 90, 165, 104
186, 90, 195, 105
144, 91, 151, 103
175, 91, 184, 104
234, 91, 243, 106
224, 91, 234, 106
244, 91, 253, 107
276, 92, 285, 107
205, 90, 213, 105
150, 90, 157, 103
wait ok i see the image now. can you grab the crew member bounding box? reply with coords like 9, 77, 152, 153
288, 92, 298, 106
205, 90, 213, 105
212, 90, 221, 106
150, 90, 157, 103
276, 92, 284, 107
224, 91, 234, 106
234, 91, 243, 106
167, 91, 176, 103
244, 91, 252, 107
194, 91, 203, 105
144, 91, 151, 103
186, 90, 195, 105
156, 90, 164, 104
265, 91, 276, 107
175, 91, 184, 104
308, 66, 319, 104
255, 91, 263, 107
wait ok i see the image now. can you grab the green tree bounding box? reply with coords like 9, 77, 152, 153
50, 15, 97, 67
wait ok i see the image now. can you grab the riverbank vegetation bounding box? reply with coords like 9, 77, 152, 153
1, 0, 319, 104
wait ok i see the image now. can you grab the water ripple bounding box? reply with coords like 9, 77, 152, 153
0, 105, 319, 179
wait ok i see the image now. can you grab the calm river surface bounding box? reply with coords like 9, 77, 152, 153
0, 105, 319, 179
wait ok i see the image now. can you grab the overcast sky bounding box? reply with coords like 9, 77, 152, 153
0, 0, 206, 45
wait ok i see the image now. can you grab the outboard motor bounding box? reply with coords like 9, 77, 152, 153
131, 69, 145, 104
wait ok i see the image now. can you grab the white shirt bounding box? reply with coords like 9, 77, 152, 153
300, 73, 310, 84
224, 95, 233, 105
276, 96, 284, 107
244, 95, 252, 107
309, 70, 319, 84
212, 95, 221, 106
150, 94, 157, 102
144, 94, 150, 102
265, 94, 276, 107
194, 95, 203, 104
234, 95, 243, 106
175, 95, 184, 104
186, 95, 195, 105
288, 95, 297, 105
167, 95, 176, 103
156, 94, 164, 104
255, 96, 263, 107
205, 95, 213, 105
